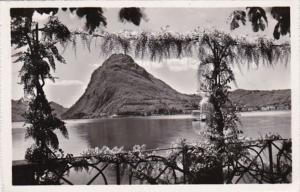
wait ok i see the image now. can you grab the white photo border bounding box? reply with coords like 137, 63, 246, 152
1, 1, 299, 192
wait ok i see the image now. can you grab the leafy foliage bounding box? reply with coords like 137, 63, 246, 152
76, 29, 289, 65
247, 7, 268, 32
10, 7, 150, 162
11, 10, 69, 162
79, 140, 223, 184
230, 10, 246, 30
10, 8, 59, 19
55, 137, 289, 184
119, 8, 145, 25
63, 7, 146, 34
74, 8, 107, 34
42, 16, 71, 43
271, 7, 290, 40
229, 7, 290, 39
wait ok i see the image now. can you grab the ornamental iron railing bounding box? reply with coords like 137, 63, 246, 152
12, 138, 291, 185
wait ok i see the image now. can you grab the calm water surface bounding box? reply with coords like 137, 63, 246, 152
12, 111, 291, 160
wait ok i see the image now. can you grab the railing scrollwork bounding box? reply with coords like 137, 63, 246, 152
12, 138, 292, 185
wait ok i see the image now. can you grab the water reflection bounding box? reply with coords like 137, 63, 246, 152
71, 117, 199, 150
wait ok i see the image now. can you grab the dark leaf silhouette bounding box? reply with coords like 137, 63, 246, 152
271, 7, 290, 40
75, 8, 107, 34
35, 8, 59, 16
230, 7, 290, 39
43, 17, 71, 43
10, 8, 59, 19
230, 10, 246, 30
119, 7, 145, 25
247, 7, 268, 32
10, 8, 35, 18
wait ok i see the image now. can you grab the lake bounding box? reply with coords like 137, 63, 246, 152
12, 111, 291, 161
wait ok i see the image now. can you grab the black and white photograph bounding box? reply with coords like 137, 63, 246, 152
1, 1, 300, 191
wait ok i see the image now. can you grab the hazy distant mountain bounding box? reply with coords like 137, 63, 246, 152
11, 98, 28, 122
229, 89, 291, 108
62, 54, 200, 119
11, 99, 68, 122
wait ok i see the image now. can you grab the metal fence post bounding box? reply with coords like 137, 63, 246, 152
182, 147, 187, 184
128, 167, 132, 185
116, 163, 121, 185
267, 140, 274, 183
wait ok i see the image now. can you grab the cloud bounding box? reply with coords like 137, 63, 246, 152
90, 63, 102, 68
165, 57, 199, 71
137, 57, 199, 72
136, 59, 164, 69
48, 80, 84, 86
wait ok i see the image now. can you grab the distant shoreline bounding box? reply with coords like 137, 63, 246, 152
12, 110, 291, 123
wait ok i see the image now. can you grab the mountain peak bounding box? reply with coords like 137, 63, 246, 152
102, 53, 136, 68
63, 54, 200, 119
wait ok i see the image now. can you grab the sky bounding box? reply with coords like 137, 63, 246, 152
11, 8, 291, 107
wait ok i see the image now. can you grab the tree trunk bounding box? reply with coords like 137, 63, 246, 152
208, 62, 225, 184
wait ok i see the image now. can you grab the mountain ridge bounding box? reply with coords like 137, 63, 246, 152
11, 99, 68, 122
229, 89, 291, 110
